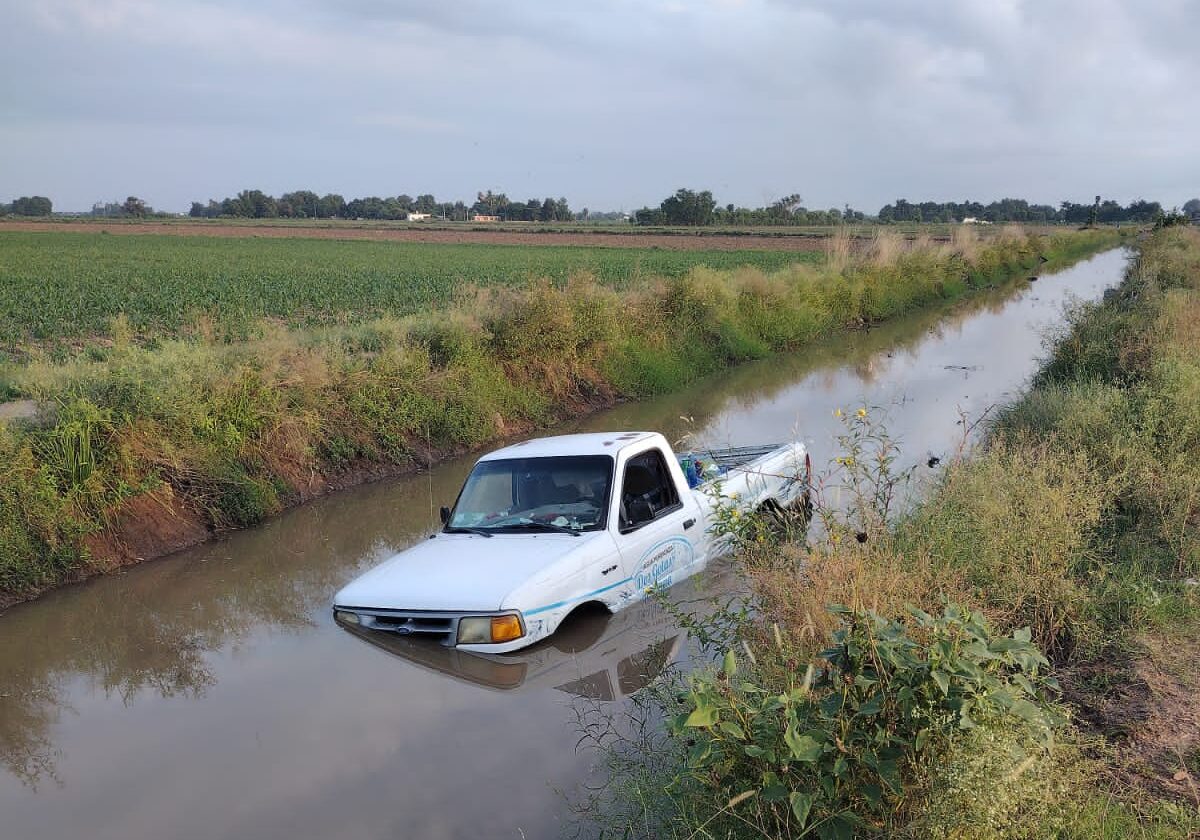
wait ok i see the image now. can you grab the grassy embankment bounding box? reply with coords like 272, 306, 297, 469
0, 227, 1120, 605
585, 227, 1200, 838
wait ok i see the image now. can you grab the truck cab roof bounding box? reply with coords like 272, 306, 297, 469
478, 432, 660, 462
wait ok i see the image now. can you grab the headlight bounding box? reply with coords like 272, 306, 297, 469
457, 616, 492, 644
457, 613, 524, 644
334, 610, 360, 625
490, 614, 524, 643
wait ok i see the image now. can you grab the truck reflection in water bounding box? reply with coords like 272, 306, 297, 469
338, 598, 684, 700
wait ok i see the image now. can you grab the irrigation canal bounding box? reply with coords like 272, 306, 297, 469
0, 247, 1131, 840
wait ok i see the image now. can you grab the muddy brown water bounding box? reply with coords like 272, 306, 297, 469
0, 248, 1130, 840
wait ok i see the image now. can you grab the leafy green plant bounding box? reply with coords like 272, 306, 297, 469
663, 604, 1058, 838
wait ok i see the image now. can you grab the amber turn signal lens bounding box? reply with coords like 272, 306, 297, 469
490, 614, 524, 643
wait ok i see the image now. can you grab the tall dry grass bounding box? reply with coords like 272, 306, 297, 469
823, 225, 854, 274
867, 228, 905, 266
951, 223, 981, 261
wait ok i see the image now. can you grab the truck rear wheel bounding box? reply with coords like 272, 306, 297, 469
758, 499, 810, 540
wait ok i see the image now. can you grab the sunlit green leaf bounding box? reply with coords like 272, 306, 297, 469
784, 727, 823, 762
685, 703, 717, 728
719, 721, 746, 740
789, 791, 813, 826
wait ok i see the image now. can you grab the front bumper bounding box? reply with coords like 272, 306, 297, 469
332, 606, 532, 653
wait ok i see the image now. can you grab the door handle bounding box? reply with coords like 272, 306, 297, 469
683, 518, 695, 530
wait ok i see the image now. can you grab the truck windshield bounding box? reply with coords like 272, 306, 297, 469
448, 455, 613, 534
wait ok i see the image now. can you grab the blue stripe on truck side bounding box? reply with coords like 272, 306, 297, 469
523, 577, 632, 616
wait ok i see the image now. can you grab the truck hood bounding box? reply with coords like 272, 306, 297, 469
334, 532, 598, 612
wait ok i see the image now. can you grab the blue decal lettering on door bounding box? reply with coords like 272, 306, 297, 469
633, 537, 695, 590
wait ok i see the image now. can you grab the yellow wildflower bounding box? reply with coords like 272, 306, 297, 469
834, 408, 843, 418
856, 408, 867, 418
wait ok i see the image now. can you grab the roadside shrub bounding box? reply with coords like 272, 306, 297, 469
201, 368, 278, 454
484, 280, 579, 362
1036, 298, 1150, 386
0, 425, 89, 594
405, 312, 485, 369
602, 337, 698, 396
736, 270, 828, 347
586, 604, 1062, 839
994, 381, 1132, 445
661, 268, 770, 362
29, 396, 143, 527
998, 266, 1200, 589
821, 276, 861, 327
206, 459, 282, 529
897, 440, 1109, 658
912, 713, 1087, 840
432, 357, 536, 446
565, 276, 623, 355
35, 397, 113, 495
336, 344, 438, 460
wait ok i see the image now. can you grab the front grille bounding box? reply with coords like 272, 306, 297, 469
345, 608, 464, 645
373, 614, 455, 634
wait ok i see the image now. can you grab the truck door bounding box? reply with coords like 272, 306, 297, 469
613, 447, 704, 600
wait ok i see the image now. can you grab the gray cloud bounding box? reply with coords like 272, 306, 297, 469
1, 0, 1196, 212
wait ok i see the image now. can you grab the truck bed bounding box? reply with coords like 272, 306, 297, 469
688, 442, 786, 471
681, 441, 810, 513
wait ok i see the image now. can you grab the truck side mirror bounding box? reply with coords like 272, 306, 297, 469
439, 506, 451, 525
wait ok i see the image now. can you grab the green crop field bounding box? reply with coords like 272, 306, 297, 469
0, 231, 819, 355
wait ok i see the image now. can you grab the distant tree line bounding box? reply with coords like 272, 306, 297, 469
878, 196, 1170, 225
188, 189, 574, 221
715, 197, 867, 226
0, 196, 53, 216
8, 188, 1197, 227
633, 189, 1196, 227
634, 189, 865, 226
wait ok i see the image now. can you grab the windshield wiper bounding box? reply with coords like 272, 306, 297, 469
500, 521, 582, 537
444, 526, 494, 538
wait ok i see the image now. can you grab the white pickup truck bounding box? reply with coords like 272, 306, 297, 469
333, 431, 810, 653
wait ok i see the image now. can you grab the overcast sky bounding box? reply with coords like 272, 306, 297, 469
2, 0, 1197, 213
